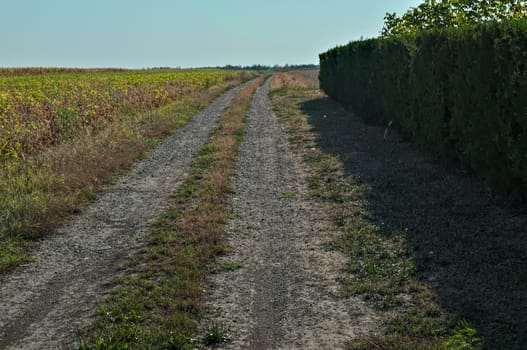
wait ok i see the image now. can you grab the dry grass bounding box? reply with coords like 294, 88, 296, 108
0, 70, 246, 158
76, 77, 265, 350
0, 77, 249, 273
271, 80, 527, 349
269, 69, 319, 90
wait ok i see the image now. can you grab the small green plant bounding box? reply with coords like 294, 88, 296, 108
202, 326, 228, 347
443, 324, 481, 350
167, 332, 195, 350
100, 308, 141, 324
280, 191, 297, 199
77, 336, 131, 350
219, 260, 242, 271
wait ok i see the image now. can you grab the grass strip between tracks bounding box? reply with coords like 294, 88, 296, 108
0, 76, 253, 274
76, 77, 265, 350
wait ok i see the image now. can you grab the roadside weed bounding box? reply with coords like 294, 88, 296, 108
271, 83, 525, 349
219, 260, 242, 271
202, 326, 229, 347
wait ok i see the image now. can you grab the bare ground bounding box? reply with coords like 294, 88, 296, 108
0, 83, 247, 350
201, 79, 379, 349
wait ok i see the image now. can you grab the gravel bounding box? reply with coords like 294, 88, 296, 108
0, 83, 247, 350
202, 78, 379, 349
0, 77, 380, 350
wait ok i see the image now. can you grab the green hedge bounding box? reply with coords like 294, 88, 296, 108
319, 19, 527, 195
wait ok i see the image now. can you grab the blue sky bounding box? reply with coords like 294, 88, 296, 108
0, 0, 421, 68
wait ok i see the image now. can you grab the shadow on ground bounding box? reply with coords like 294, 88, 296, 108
300, 96, 527, 349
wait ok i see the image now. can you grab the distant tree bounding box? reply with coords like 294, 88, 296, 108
219, 64, 318, 71
382, 0, 527, 36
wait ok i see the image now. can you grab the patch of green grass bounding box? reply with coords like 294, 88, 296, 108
75, 78, 264, 350
180, 182, 198, 201
0, 163, 57, 237
202, 326, 228, 346
192, 144, 217, 171
272, 87, 526, 349
347, 336, 443, 350
279, 191, 297, 199
443, 323, 481, 350
0, 238, 34, 271
339, 224, 417, 309
218, 260, 242, 271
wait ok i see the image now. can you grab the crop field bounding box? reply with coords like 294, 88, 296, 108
0, 69, 241, 159
0, 68, 250, 273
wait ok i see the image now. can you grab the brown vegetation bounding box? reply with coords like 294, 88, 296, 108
271, 77, 527, 349
270, 69, 319, 90
0, 77, 247, 273
77, 77, 264, 349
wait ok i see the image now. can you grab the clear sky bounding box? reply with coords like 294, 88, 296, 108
0, 0, 421, 68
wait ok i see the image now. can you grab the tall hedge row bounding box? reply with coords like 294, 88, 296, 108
319, 19, 527, 194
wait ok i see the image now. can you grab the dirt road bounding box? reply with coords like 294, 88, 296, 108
202, 79, 377, 349
0, 83, 246, 350
0, 77, 375, 349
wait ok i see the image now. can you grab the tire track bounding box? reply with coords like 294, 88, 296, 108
203, 78, 379, 349
0, 82, 249, 350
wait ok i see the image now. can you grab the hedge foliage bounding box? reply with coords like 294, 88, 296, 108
319, 19, 527, 195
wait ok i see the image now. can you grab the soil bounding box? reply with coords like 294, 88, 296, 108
201, 79, 379, 349
0, 83, 246, 350
0, 77, 379, 350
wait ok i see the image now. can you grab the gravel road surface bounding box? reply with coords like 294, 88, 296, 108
0, 77, 378, 350
0, 83, 247, 350
202, 78, 378, 349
